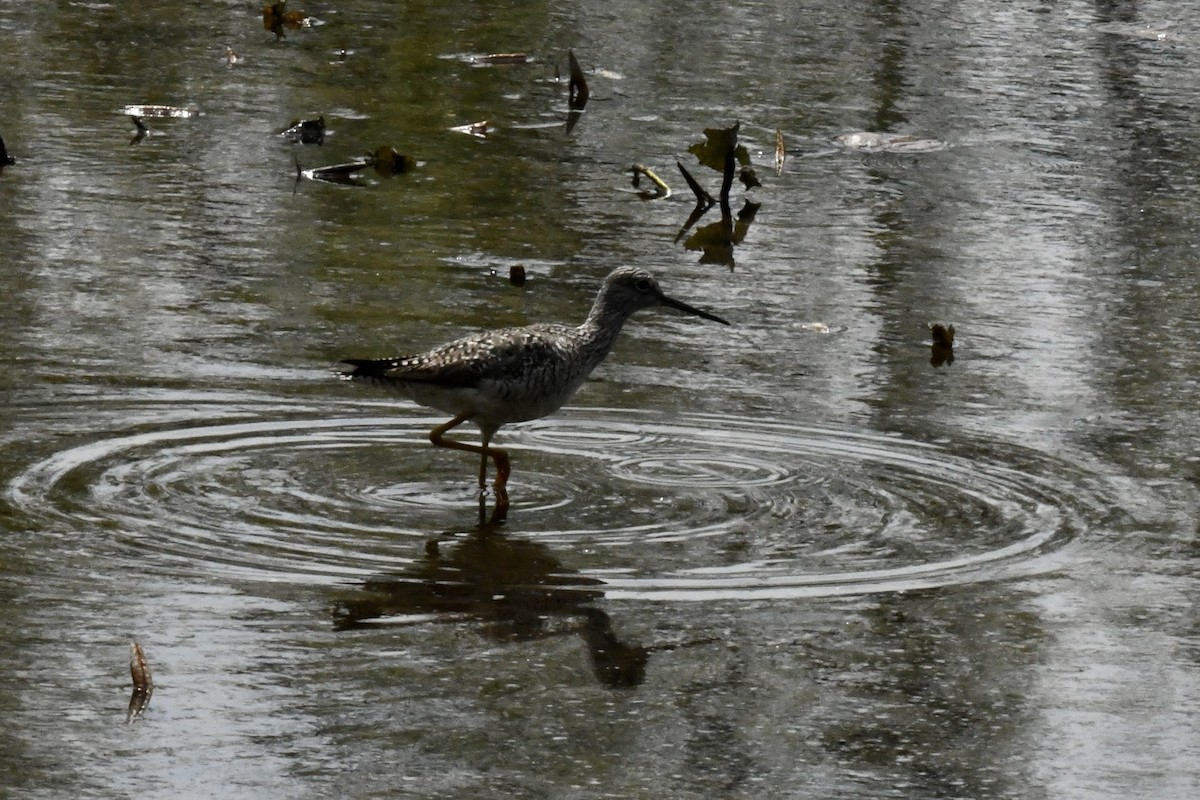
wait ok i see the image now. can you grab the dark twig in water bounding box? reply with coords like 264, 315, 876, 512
567, 49, 589, 109
719, 121, 738, 216
0, 134, 15, 167
129, 116, 148, 146
676, 161, 714, 209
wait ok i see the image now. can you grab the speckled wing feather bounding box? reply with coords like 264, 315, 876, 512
342, 325, 576, 389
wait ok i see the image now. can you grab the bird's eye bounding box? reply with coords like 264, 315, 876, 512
634, 279, 652, 292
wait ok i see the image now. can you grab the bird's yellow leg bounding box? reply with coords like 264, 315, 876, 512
481, 428, 510, 517
491, 448, 511, 513
429, 415, 511, 512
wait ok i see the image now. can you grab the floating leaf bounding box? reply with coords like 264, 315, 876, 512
930, 323, 955, 347
929, 323, 955, 367
687, 122, 750, 173
279, 115, 326, 144
734, 200, 760, 244
774, 128, 786, 175
263, 1, 314, 38
679, 200, 758, 268
738, 166, 761, 190
371, 146, 416, 176
225, 46, 241, 68
683, 217, 736, 267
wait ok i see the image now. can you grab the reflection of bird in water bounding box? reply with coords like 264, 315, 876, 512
341, 267, 728, 518
579, 606, 648, 687
332, 529, 649, 688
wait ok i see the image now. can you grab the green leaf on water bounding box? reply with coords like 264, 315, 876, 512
687, 122, 750, 173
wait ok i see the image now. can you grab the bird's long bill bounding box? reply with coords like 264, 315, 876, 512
660, 294, 730, 325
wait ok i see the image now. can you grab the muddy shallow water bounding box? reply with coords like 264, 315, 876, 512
1, 1, 1198, 797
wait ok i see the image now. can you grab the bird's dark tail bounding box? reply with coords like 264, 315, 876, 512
340, 358, 397, 381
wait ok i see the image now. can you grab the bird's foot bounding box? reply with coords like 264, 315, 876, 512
490, 481, 510, 523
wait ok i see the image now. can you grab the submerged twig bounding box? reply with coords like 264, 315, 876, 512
629, 164, 670, 199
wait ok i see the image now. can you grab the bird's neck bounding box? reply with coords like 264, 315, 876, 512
577, 296, 634, 361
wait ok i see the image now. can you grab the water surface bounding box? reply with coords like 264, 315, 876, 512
1, 1, 1198, 798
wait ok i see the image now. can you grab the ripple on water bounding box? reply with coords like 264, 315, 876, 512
3, 392, 1114, 599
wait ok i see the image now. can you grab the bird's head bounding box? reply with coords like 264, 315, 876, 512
601, 266, 729, 324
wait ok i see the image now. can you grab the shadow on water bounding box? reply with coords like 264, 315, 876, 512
331, 523, 665, 688
671, 122, 762, 269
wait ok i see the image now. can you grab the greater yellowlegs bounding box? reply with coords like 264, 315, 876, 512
341, 266, 729, 516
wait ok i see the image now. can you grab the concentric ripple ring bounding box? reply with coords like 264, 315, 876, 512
3, 393, 1112, 599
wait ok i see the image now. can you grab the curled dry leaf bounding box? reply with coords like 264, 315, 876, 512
449, 120, 490, 137
130, 641, 152, 691
127, 641, 153, 723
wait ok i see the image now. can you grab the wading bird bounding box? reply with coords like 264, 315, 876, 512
342, 266, 729, 519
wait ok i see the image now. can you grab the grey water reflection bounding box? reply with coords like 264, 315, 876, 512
2, 0, 1200, 798
333, 527, 654, 688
